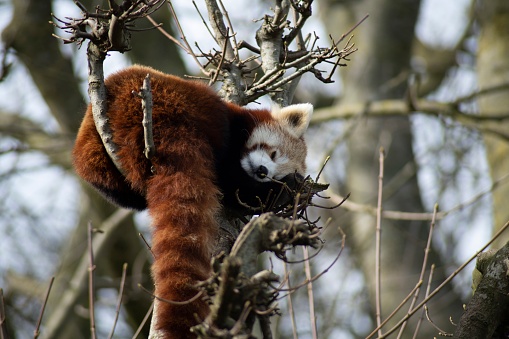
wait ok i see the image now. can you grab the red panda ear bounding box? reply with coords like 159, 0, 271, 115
272, 103, 313, 138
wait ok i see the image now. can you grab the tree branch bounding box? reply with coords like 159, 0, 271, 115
311, 97, 509, 141
0, 110, 73, 169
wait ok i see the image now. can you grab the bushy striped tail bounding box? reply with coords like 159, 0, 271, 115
146, 149, 220, 338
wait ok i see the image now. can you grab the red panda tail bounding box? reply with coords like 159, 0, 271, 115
146, 138, 220, 338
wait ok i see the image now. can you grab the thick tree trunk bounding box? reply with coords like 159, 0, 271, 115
319, 0, 463, 335
477, 0, 509, 250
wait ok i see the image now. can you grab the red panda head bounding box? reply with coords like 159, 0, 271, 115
240, 103, 313, 183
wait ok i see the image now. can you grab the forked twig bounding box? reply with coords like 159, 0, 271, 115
276, 225, 346, 292
412, 264, 435, 339
367, 280, 424, 338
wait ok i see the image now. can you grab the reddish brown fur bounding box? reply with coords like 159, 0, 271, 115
73, 66, 278, 337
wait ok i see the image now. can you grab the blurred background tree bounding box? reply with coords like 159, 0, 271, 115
0, 0, 507, 338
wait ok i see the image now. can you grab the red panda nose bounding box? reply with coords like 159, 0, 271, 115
255, 165, 269, 179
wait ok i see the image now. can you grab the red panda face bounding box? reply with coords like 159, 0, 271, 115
240, 103, 313, 183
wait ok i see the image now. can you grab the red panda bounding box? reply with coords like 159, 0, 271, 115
72, 65, 313, 338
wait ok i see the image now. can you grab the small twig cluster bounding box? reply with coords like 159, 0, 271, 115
193, 257, 280, 338
165, 0, 362, 105
51, 0, 165, 52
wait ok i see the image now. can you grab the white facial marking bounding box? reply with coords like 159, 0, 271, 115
241, 124, 301, 182
245, 125, 282, 149
241, 150, 276, 182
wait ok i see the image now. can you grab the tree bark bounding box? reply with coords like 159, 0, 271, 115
477, 0, 509, 249
454, 242, 509, 338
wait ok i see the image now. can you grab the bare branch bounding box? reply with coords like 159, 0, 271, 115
167, 1, 211, 76
33, 277, 55, 339
132, 302, 154, 339
0, 288, 8, 339
303, 246, 318, 339
107, 263, 128, 339
87, 222, 97, 339
398, 205, 438, 337
133, 74, 155, 160
375, 148, 384, 337
311, 96, 509, 141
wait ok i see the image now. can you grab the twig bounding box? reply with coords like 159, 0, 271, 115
204, 0, 235, 60
367, 280, 424, 338
132, 301, 154, 339
145, 15, 187, 51
333, 14, 369, 48
210, 27, 229, 85
191, 1, 217, 44
303, 246, 318, 339
285, 0, 313, 46
217, 0, 239, 61
423, 304, 452, 337
107, 263, 128, 339
375, 147, 384, 337
138, 232, 155, 258
87, 221, 97, 339
0, 288, 8, 339
133, 74, 155, 160
412, 264, 435, 339
138, 284, 204, 306
453, 82, 509, 104
276, 225, 346, 292
167, 1, 210, 75
33, 277, 55, 339
283, 263, 299, 339
397, 204, 438, 338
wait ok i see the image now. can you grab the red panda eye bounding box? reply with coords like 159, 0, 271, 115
270, 151, 277, 160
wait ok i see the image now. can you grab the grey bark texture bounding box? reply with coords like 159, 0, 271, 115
477, 0, 509, 249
